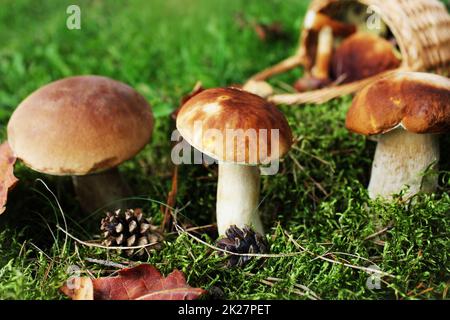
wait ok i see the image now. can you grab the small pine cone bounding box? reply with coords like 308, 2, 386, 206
216, 225, 269, 267
100, 208, 163, 257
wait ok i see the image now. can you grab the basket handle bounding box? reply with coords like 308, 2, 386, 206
268, 68, 405, 106
249, 54, 305, 81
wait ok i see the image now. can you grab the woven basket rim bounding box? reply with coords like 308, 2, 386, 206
287, 0, 450, 105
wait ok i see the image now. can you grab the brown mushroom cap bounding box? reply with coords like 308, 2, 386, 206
346, 72, 450, 136
332, 32, 401, 84
7, 75, 154, 176
176, 87, 292, 164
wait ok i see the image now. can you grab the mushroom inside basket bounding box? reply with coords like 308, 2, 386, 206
246, 0, 450, 105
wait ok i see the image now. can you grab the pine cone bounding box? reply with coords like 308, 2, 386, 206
216, 225, 269, 267
100, 208, 163, 257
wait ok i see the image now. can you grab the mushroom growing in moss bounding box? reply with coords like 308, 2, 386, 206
7, 75, 154, 212
176, 87, 292, 235
346, 71, 450, 200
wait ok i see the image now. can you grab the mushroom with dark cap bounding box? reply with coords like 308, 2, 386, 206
346, 71, 450, 199
332, 32, 401, 84
176, 88, 292, 235
7, 75, 153, 212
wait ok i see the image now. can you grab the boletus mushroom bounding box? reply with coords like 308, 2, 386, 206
295, 26, 333, 92
332, 32, 401, 84
7, 75, 154, 212
176, 87, 292, 235
346, 71, 450, 200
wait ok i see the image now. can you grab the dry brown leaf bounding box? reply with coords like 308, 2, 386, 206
61, 264, 206, 300
0, 141, 18, 215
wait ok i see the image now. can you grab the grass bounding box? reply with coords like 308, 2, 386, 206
0, 0, 449, 300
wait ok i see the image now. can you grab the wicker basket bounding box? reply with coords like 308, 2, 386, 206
250, 0, 450, 105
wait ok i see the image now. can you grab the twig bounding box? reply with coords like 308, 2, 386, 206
289, 154, 329, 196
324, 251, 378, 266
372, 239, 386, 246
29, 242, 52, 260
41, 259, 54, 286
247, 273, 321, 300
167, 223, 216, 235
36, 179, 69, 256
161, 164, 179, 231
174, 223, 305, 258
85, 258, 128, 269
75, 244, 95, 278
364, 223, 394, 241
406, 287, 434, 298
283, 230, 394, 278
292, 146, 335, 172
257, 277, 312, 298
31, 210, 59, 249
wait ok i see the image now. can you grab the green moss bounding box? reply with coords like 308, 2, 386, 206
0, 0, 448, 300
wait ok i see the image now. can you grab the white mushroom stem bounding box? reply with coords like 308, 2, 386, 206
304, 11, 356, 36
72, 168, 132, 212
311, 26, 333, 80
216, 162, 263, 236
368, 128, 440, 200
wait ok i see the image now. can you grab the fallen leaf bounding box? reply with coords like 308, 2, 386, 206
61, 264, 206, 300
0, 141, 18, 215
